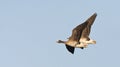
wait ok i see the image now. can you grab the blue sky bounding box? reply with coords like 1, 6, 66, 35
0, 0, 120, 67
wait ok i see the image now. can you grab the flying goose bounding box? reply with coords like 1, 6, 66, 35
57, 13, 97, 54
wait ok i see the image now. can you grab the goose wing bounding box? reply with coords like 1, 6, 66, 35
81, 13, 97, 39
65, 45, 75, 54
68, 19, 88, 42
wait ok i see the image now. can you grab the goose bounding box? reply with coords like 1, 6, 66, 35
57, 13, 97, 54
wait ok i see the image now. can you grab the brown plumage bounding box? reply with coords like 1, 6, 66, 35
57, 13, 97, 54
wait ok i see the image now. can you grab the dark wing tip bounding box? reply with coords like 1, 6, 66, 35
92, 12, 97, 18
94, 12, 97, 16
85, 12, 97, 26
65, 44, 75, 54
93, 12, 97, 18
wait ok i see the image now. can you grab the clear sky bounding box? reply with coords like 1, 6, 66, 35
0, 0, 120, 67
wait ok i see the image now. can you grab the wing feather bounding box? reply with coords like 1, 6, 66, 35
68, 20, 87, 42
65, 44, 75, 54
81, 13, 97, 38
69, 13, 97, 41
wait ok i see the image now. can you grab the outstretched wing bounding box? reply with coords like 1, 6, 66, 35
68, 18, 89, 42
65, 45, 75, 54
86, 13, 97, 27
81, 13, 97, 38
68, 22, 86, 42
